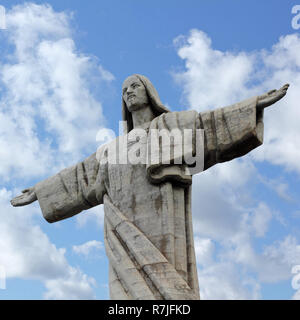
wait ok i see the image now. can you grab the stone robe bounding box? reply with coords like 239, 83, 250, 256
35, 96, 263, 300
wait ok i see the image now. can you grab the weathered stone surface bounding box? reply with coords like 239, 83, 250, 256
10, 74, 289, 300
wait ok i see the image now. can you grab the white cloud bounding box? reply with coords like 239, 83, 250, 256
191, 159, 256, 240
198, 262, 261, 300
259, 175, 292, 202
263, 236, 300, 268
173, 29, 254, 110
98, 65, 115, 82
43, 268, 96, 300
75, 205, 105, 228
250, 202, 272, 238
0, 2, 113, 182
73, 240, 103, 257
194, 237, 214, 267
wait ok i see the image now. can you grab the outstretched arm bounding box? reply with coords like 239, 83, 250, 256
10, 152, 106, 223
199, 83, 289, 170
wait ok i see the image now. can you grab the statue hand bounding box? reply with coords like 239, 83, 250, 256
10, 187, 37, 207
257, 83, 289, 110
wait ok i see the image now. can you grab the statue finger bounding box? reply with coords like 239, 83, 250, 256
267, 89, 277, 95
282, 83, 289, 90
281, 84, 289, 93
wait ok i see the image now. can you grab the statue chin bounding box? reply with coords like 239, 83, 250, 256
126, 102, 138, 112
127, 102, 148, 113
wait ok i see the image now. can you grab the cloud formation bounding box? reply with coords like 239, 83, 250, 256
0, 3, 112, 182
73, 240, 103, 257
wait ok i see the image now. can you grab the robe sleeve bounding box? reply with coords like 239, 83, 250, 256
199, 96, 264, 170
34, 152, 106, 223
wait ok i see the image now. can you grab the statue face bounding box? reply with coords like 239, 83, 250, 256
122, 76, 149, 112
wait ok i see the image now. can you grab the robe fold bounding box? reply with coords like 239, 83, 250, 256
35, 96, 263, 299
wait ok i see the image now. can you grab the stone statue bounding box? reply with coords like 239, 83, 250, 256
11, 74, 289, 300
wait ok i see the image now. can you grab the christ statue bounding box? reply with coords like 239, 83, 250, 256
11, 74, 289, 300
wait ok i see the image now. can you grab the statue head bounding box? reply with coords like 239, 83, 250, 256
122, 74, 170, 133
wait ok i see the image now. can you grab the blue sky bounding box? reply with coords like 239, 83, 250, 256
0, 0, 300, 300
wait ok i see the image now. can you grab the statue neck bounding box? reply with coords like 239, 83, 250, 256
131, 104, 155, 129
